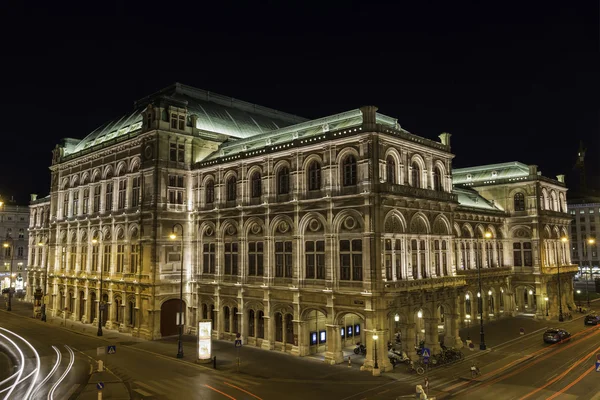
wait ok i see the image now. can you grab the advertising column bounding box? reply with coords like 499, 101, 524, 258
198, 319, 212, 362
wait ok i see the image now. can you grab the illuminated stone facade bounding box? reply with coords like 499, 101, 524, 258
28, 83, 576, 372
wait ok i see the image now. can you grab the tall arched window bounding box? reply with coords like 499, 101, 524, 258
278, 167, 290, 194
248, 310, 255, 337
308, 161, 321, 191
411, 162, 420, 188
275, 312, 283, 342
432, 167, 442, 191
342, 155, 357, 186
226, 177, 237, 201
386, 156, 396, 183
257, 310, 265, 338
514, 193, 525, 211
285, 314, 294, 344
205, 180, 215, 204
224, 306, 230, 332
251, 172, 262, 198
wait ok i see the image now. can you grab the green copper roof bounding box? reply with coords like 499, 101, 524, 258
453, 187, 503, 212
67, 83, 308, 156
452, 161, 530, 185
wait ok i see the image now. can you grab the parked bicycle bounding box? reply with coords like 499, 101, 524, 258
408, 360, 425, 375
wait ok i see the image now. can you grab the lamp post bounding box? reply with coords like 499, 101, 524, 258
3, 239, 14, 311
372, 333, 379, 370
576, 290, 581, 309
92, 233, 104, 336
170, 223, 185, 359
38, 241, 49, 322
587, 238, 595, 308
394, 313, 399, 343
544, 296, 549, 317
465, 293, 471, 340
558, 237, 567, 321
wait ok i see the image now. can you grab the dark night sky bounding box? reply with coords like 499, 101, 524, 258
1, 2, 598, 204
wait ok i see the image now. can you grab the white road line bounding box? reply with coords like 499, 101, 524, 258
0, 332, 24, 400
48, 345, 75, 400
133, 388, 153, 397
63, 383, 80, 399
133, 380, 168, 395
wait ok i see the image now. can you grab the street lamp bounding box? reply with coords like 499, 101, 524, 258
170, 223, 185, 359
394, 313, 400, 343
372, 333, 379, 370
558, 237, 567, 321
544, 296, 549, 317
465, 294, 471, 340
587, 238, 596, 308
92, 234, 104, 336
38, 241, 49, 322
3, 239, 14, 311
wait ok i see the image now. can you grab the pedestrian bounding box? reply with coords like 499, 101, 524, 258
424, 377, 429, 395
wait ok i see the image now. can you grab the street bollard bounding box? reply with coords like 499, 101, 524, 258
213, 356, 217, 369
348, 356, 352, 368
98, 360, 104, 372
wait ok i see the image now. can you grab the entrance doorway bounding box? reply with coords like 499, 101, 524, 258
161, 299, 185, 337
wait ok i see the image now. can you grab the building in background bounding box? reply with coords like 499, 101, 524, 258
567, 197, 599, 281
30, 83, 577, 372
0, 197, 30, 298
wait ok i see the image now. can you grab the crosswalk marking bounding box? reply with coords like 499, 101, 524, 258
133, 374, 260, 398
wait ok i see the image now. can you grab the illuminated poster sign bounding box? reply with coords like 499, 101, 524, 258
198, 320, 212, 360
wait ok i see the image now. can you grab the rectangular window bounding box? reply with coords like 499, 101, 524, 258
203, 243, 215, 273
69, 246, 76, 271
60, 246, 66, 270
384, 239, 393, 280
171, 113, 178, 129
17, 247, 24, 257
129, 244, 139, 274
63, 193, 69, 218
523, 242, 533, 266
178, 144, 185, 162
132, 177, 140, 207
93, 186, 101, 213
224, 242, 238, 275
170, 143, 177, 161
168, 175, 185, 205
116, 244, 125, 273
304, 240, 324, 279
118, 180, 127, 209
276, 241, 294, 278
513, 243, 522, 267
105, 182, 113, 212
339, 239, 362, 281
83, 189, 89, 214
395, 239, 402, 280
81, 245, 88, 272
103, 245, 111, 272
18, 228, 24, 239
178, 115, 185, 130
91, 246, 99, 272
248, 241, 264, 276
72, 191, 79, 215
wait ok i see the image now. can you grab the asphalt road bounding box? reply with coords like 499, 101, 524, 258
2, 301, 599, 400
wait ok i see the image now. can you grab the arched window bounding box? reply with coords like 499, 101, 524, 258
386, 156, 396, 183
226, 177, 237, 201
433, 167, 442, 191
224, 306, 230, 332
308, 161, 321, 191
411, 162, 420, 188
278, 167, 290, 194
233, 307, 239, 333
205, 180, 215, 205
248, 310, 255, 337
275, 312, 283, 342
342, 155, 357, 186
285, 314, 294, 344
514, 193, 525, 211
251, 172, 262, 198
128, 301, 135, 326
257, 310, 265, 338
202, 304, 208, 319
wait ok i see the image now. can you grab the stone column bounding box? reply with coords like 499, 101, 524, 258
444, 313, 463, 349
402, 322, 418, 359
324, 324, 344, 365
424, 317, 441, 354
81, 286, 89, 324
261, 316, 274, 350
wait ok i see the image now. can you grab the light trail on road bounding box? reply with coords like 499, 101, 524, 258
0, 327, 41, 400
0, 331, 25, 400
47, 345, 74, 400
30, 346, 61, 400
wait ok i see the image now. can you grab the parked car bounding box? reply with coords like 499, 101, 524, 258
584, 314, 600, 326
543, 328, 571, 344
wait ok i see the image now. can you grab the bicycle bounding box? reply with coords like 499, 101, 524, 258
408, 361, 425, 375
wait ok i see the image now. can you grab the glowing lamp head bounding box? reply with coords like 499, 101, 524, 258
417, 310, 423, 318
3, 243, 8, 248
544, 297, 549, 301
372, 334, 379, 341
529, 290, 533, 295
588, 238, 596, 245
484, 232, 492, 239
169, 233, 177, 240
37, 242, 44, 247
394, 314, 399, 322
465, 294, 470, 300
91, 238, 98, 244
561, 237, 568, 243
477, 292, 481, 298
488, 290, 492, 296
